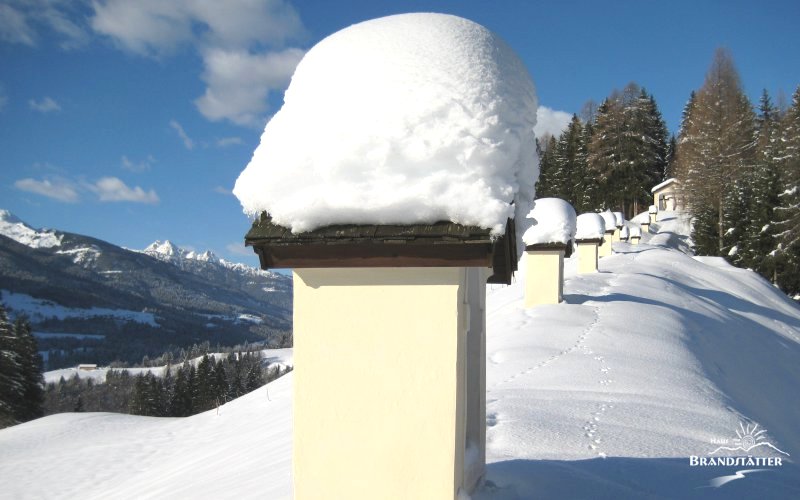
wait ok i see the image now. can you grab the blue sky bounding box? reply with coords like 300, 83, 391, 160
1, 0, 798, 268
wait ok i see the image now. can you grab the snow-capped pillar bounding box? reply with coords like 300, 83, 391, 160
629, 225, 642, 245
575, 213, 605, 273
649, 205, 658, 225
598, 212, 617, 257
244, 216, 518, 500
233, 12, 539, 499
598, 229, 615, 258
524, 243, 566, 306
620, 225, 629, 243
612, 212, 624, 243
576, 238, 601, 273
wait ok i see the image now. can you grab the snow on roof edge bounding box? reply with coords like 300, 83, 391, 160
651, 177, 678, 193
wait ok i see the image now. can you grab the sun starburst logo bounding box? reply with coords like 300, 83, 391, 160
709, 422, 789, 456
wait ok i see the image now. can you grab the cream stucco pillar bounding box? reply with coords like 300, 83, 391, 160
649, 212, 657, 224
524, 245, 564, 306
576, 239, 600, 273
292, 267, 485, 500
612, 227, 621, 243
598, 230, 615, 258
641, 221, 650, 233
630, 236, 641, 245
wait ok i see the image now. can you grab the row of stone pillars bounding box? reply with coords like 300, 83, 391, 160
525, 216, 651, 307
244, 209, 654, 498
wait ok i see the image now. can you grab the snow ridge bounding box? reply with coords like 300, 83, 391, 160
0, 209, 62, 248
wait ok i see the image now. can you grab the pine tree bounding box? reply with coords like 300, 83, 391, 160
11, 318, 44, 422
551, 114, 585, 204
775, 86, 800, 294
664, 135, 678, 180
535, 135, 558, 198
587, 98, 622, 211
0, 305, 24, 428
576, 119, 598, 212
674, 48, 757, 256
743, 90, 782, 276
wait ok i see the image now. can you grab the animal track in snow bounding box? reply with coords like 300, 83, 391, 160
489, 307, 601, 390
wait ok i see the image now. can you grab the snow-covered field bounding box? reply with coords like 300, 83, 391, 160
42, 348, 294, 384
2, 212, 799, 499
0, 290, 159, 327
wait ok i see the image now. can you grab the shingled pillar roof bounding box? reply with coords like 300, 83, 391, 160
244, 213, 517, 284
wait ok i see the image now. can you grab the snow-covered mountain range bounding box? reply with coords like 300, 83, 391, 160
2, 212, 798, 498
0, 210, 292, 368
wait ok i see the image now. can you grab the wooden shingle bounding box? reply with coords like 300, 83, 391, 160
244, 212, 518, 284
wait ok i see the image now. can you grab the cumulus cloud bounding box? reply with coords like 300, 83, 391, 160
196, 47, 304, 126
169, 120, 194, 150
86, 177, 159, 204
14, 177, 80, 203
15, 174, 159, 204
90, 0, 306, 126
29, 96, 61, 113
534, 106, 572, 140
121, 155, 154, 172
0, 0, 88, 49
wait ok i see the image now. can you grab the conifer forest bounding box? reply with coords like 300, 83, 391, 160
537, 48, 800, 296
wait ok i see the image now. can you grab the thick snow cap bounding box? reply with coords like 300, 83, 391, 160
628, 223, 642, 238
234, 13, 539, 239
600, 210, 616, 233
522, 198, 576, 246
575, 213, 606, 240
649, 204, 658, 214
613, 211, 624, 227
620, 225, 630, 239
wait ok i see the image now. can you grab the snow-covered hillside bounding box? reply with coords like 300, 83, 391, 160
1, 211, 799, 499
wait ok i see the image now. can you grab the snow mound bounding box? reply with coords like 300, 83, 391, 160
233, 13, 538, 238
631, 210, 650, 224
522, 198, 576, 246
0, 209, 62, 248
575, 213, 605, 240
599, 210, 616, 232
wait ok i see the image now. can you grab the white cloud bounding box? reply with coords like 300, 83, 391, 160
86, 177, 159, 204
534, 106, 572, 140
169, 120, 194, 150
226, 242, 253, 256
91, 0, 303, 55
121, 155, 155, 172
0, 3, 36, 46
14, 177, 80, 203
29, 96, 61, 113
196, 47, 304, 126
216, 136, 243, 147
89, 0, 306, 127
0, 0, 89, 49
